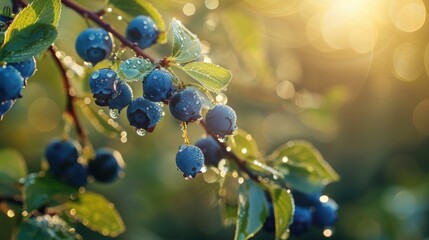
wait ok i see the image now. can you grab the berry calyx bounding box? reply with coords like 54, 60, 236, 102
175, 144, 205, 178
169, 88, 203, 122
205, 104, 237, 138
143, 68, 175, 102
126, 15, 159, 49
0, 66, 24, 102
127, 97, 163, 132
88, 148, 124, 183
194, 136, 224, 166
75, 28, 113, 64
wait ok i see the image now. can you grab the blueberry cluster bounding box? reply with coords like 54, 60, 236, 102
0, 58, 37, 119
45, 138, 124, 187
74, 14, 239, 179
263, 190, 338, 237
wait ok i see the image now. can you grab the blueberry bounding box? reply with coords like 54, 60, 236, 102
0, 66, 24, 102
143, 68, 175, 102
175, 144, 205, 178
0, 15, 12, 29
89, 68, 119, 106
312, 198, 338, 229
126, 15, 159, 49
45, 138, 80, 176
88, 148, 124, 183
118, 57, 154, 82
63, 163, 89, 187
291, 190, 321, 207
127, 97, 163, 132
8, 57, 36, 82
290, 206, 313, 236
0, 100, 13, 119
205, 104, 237, 138
263, 201, 275, 232
194, 136, 224, 166
75, 28, 113, 64
169, 88, 203, 122
108, 81, 133, 112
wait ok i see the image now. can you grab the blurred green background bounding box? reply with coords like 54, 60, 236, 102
1, 0, 429, 239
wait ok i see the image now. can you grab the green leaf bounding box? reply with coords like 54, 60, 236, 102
0, 148, 27, 197
4, 0, 61, 42
23, 173, 78, 212
17, 215, 81, 240
268, 188, 294, 240
226, 129, 261, 161
234, 180, 269, 240
0, 23, 57, 62
270, 140, 340, 194
109, 0, 166, 43
181, 62, 232, 92
171, 18, 201, 64
64, 191, 125, 237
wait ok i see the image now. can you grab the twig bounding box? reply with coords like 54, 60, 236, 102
49, 46, 87, 143
61, 0, 156, 63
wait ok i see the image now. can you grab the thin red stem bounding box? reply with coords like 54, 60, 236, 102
61, 0, 156, 63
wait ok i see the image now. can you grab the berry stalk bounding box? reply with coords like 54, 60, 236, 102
61, 0, 156, 63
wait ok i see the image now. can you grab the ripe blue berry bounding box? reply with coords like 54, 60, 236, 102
312, 198, 338, 229
126, 15, 159, 49
205, 104, 237, 138
75, 28, 113, 64
88, 148, 124, 183
0, 100, 13, 119
45, 138, 80, 176
169, 88, 203, 122
8, 57, 36, 80
175, 144, 205, 178
194, 136, 224, 166
127, 97, 163, 132
291, 190, 321, 207
63, 163, 89, 187
263, 201, 275, 232
290, 206, 313, 236
0, 15, 12, 27
108, 81, 133, 112
89, 68, 119, 106
143, 69, 175, 102
0, 66, 24, 102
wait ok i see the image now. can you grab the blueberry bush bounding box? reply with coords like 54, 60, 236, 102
0, 0, 340, 239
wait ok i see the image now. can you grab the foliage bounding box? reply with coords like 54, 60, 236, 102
0, 0, 339, 239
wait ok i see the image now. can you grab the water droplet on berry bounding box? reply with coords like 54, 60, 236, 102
178, 144, 187, 152
136, 128, 147, 136
195, 100, 200, 105
89, 34, 95, 40
84, 61, 93, 68
109, 109, 120, 119
200, 166, 207, 173
106, 71, 114, 78
184, 175, 193, 180
91, 71, 100, 79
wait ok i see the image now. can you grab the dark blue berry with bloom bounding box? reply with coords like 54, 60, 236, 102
8, 57, 36, 80
205, 104, 237, 138
126, 15, 159, 49
175, 144, 205, 178
75, 28, 113, 64
143, 69, 175, 102
0, 66, 24, 102
89, 68, 119, 106
312, 198, 338, 229
0, 100, 13, 119
108, 81, 133, 112
195, 136, 224, 166
169, 88, 203, 122
291, 190, 321, 207
290, 206, 313, 236
127, 97, 163, 132
63, 163, 89, 187
45, 138, 80, 176
88, 148, 124, 183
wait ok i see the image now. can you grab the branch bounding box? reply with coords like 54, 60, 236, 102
61, 0, 156, 63
0, 195, 23, 206
49, 46, 87, 142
